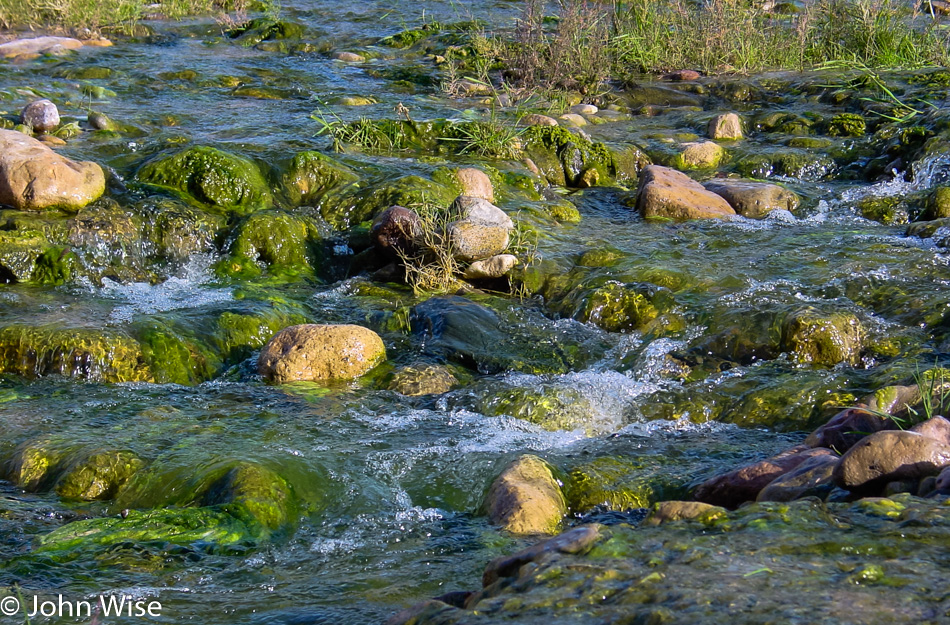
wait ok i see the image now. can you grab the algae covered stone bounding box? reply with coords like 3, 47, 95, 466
565, 457, 656, 512
136, 146, 272, 214
219, 210, 324, 278
55, 450, 144, 501
203, 463, 296, 534
485, 454, 566, 535
780, 307, 864, 366
258, 324, 386, 383
283, 151, 358, 206
388, 363, 457, 396
573, 281, 661, 333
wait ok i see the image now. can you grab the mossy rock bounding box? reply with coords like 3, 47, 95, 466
136, 198, 224, 261
0, 227, 54, 284
31, 247, 79, 285
55, 450, 144, 501
229, 18, 306, 46
6, 438, 74, 491
779, 307, 864, 367
338, 175, 455, 230
573, 281, 662, 333
202, 463, 296, 534
136, 146, 273, 215
564, 457, 655, 512
379, 23, 442, 48
857, 195, 909, 225
479, 386, 595, 432
522, 125, 615, 188
131, 319, 219, 385
213, 307, 308, 363
923, 186, 950, 220
826, 113, 866, 137
0, 325, 151, 382
218, 210, 325, 278
35, 507, 256, 557
578, 246, 625, 268
283, 151, 359, 206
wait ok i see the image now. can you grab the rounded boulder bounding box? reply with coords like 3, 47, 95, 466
258, 324, 386, 383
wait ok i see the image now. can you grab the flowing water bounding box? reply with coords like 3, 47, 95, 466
1, 1, 950, 623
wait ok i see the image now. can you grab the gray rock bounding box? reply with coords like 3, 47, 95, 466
463, 254, 518, 280
708, 112, 743, 140
450, 196, 513, 229
21, 99, 60, 132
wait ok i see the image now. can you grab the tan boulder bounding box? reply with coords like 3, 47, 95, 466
0, 129, 105, 211
570, 104, 598, 115
258, 324, 386, 383
643, 501, 726, 526
635, 165, 735, 220
0, 37, 84, 58
703, 180, 800, 218
519, 114, 558, 127
485, 454, 566, 535
455, 168, 494, 202
833, 430, 950, 490
463, 254, 518, 280
708, 112, 743, 140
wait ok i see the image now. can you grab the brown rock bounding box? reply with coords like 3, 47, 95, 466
519, 113, 558, 127
805, 407, 897, 453
708, 112, 743, 140
463, 254, 518, 280
910, 416, 950, 446
0, 129, 105, 211
485, 454, 566, 535
643, 501, 726, 526
693, 446, 835, 508
21, 99, 60, 132
384, 600, 453, 625
703, 180, 800, 219
635, 165, 735, 220
455, 168, 494, 202
333, 51, 365, 62
936, 466, 950, 491
37, 135, 67, 146
482, 524, 602, 587
370, 205, 421, 259
756, 454, 837, 502
833, 430, 950, 491
445, 220, 510, 262
258, 324, 386, 383
664, 69, 701, 81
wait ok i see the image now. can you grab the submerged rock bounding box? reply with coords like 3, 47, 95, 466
258, 324, 386, 383
571, 281, 663, 333
644, 500, 726, 526
55, 450, 144, 501
485, 455, 566, 535
203, 463, 296, 534
703, 180, 800, 218
636, 165, 735, 220
0, 130, 105, 212
20, 99, 60, 133
136, 146, 272, 215
565, 457, 659, 512
833, 430, 950, 491
387, 363, 457, 396
220, 210, 324, 278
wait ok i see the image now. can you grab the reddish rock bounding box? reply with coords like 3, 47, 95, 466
756, 454, 838, 502
832, 430, 950, 491
805, 407, 898, 453
693, 446, 835, 508
370, 205, 421, 259
664, 69, 701, 81
482, 524, 602, 587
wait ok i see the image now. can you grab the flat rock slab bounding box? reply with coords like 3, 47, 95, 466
0, 37, 85, 58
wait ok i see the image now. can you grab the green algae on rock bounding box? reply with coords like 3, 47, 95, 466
218, 210, 326, 279
55, 449, 144, 501
0, 325, 151, 382
780, 307, 864, 367
136, 146, 273, 215
202, 462, 297, 535
283, 151, 359, 206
